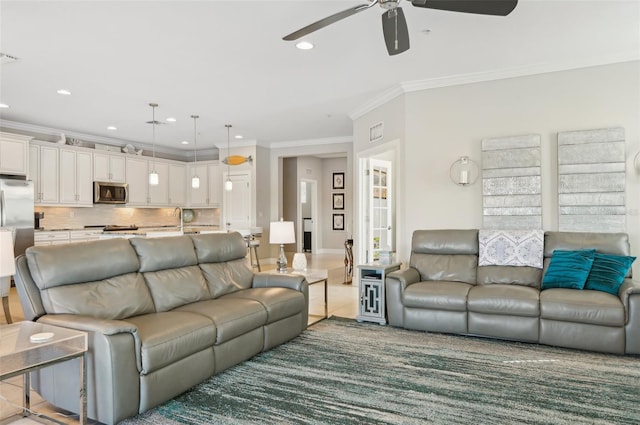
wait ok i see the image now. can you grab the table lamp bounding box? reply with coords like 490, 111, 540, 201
270, 219, 295, 272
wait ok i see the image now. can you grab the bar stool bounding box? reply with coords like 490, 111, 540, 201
248, 237, 261, 271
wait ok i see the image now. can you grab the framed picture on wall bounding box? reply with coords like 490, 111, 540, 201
333, 172, 345, 190
332, 213, 345, 231
332, 193, 344, 210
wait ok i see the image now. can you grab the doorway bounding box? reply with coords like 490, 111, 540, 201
223, 171, 252, 231
298, 179, 318, 253
357, 143, 398, 265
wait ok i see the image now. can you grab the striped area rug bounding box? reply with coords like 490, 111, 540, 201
122, 318, 640, 424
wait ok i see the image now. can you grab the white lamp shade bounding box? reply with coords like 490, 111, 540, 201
225, 179, 233, 191
269, 221, 295, 244
0, 229, 16, 277
191, 175, 200, 189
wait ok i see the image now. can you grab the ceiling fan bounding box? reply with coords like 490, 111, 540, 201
283, 0, 518, 56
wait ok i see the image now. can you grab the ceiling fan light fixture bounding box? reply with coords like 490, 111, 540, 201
295, 41, 314, 50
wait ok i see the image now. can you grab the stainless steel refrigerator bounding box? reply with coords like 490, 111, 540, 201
0, 178, 34, 257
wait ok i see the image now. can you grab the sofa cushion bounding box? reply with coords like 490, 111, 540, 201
468, 284, 540, 317
540, 288, 624, 326
125, 311, 216, 374
411, 229, 478, 255
25, 238, 139, 289
130, 236, 198, 272
40, 272, 155, 319
544, 232, 631, 257
585, 253, 636, 295
222, 287, 306, 323
478, 229, 543, 268
541, 250, 595, 290
143, 266, 211, 312
411, 254, 477, 284
190, 232, 247, 263
175, 298, 267, 345
403, 281, 472, 311
477, 265, 542, 288
199, 259, 254, 298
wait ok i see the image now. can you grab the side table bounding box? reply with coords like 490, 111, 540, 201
356, 262, 401, 325
0, 321, 88, 424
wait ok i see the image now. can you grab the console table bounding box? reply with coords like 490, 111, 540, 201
0, 321, 88, 424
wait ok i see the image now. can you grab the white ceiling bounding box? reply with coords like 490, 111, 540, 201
1, 0, 638, 153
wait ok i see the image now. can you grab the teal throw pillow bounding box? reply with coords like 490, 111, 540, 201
585, 253, 636, 296
541, 249, 595, 290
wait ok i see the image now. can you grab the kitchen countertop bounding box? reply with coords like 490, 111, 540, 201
36, 225, 224, 235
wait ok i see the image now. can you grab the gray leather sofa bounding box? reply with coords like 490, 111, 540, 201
386, 229, 640, 354
14, 232, 308, 425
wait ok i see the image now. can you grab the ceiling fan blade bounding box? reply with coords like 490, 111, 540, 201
382, 7, 410, 56
411, 0, 518, 16
283, 2, 378, 41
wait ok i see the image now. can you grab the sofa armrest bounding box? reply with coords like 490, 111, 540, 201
386, 267, 420, 327
387, 267, 421, 290
620, 279, 640, 311
252, 273, 308, 293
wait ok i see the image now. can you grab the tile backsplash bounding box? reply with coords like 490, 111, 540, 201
37, 205, 220, 230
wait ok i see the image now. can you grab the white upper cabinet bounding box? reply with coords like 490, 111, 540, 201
59, 148, 93, 206
148, 161, 169, 205
126, 157, 149, 205
169, 163, 187, 206
0, 132, 30, 175
94, 153, 126, 183
29, 142, 59, 205
187, 162, 222, 207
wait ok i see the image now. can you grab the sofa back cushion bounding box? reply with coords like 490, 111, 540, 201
191, 233, 253, 296
477, 265, 542, 288
543, 232, 632, 278
25, 239, 155, 319
411, 230, 478, 284
142, 265, 211, 311
130, 236, 198, 272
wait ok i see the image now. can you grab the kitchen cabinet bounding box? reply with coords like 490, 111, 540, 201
169, 163, 187, 206
34, 231, 70, 246
125, 157, 149, 205
69, 229, 103, 243
94, 153, 126, 183
0, 132, 30, 175
29, 142, 59, 205
59, 148, 93, 206
187, 162, 221, 207
148, 161, 169, 205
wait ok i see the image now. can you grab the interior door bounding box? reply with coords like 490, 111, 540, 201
223, 171, 252, 231
368, 159, 393, 262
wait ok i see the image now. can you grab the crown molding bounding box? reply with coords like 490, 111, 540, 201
349, 52, 640, 120
214, 139, 258, 150
269, 136, 352, 150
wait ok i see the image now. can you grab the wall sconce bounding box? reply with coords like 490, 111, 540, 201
449, 156, 479, 186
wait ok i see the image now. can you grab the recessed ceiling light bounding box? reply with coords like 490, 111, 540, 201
181, 140, 189, 145
234, 135, 243, 139
296, 41, 314, 50
0, 103, 9, 108
57, 89, 71, 95
166, 117, 176, 123
107, 126, 117, 131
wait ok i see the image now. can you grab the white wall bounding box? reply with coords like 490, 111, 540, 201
354, 61, 640, 276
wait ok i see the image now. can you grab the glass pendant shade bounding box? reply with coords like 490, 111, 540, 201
192, 175, 200, 189
149, 171, 159, 186
225, 178, 233, 191
148, 103, 159, 186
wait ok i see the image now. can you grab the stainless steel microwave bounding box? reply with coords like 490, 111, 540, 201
94, 182, 129, 204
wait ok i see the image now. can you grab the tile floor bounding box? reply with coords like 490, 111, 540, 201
0, 252, 358, 424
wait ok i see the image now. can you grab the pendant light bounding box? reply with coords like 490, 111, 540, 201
224, 124, 233, 191
191, 115, 200, 189
148, 103, 159, 186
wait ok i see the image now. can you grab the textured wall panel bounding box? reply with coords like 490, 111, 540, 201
482, 134, 541, 229
557, 127, 626, 233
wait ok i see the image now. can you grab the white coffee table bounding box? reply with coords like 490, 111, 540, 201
0, 321, 88, 424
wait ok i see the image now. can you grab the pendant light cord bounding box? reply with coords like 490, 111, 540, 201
150, 103, 158, 173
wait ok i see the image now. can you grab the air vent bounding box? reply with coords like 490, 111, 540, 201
369, 122, 383, 143
0, 52, 19, 65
